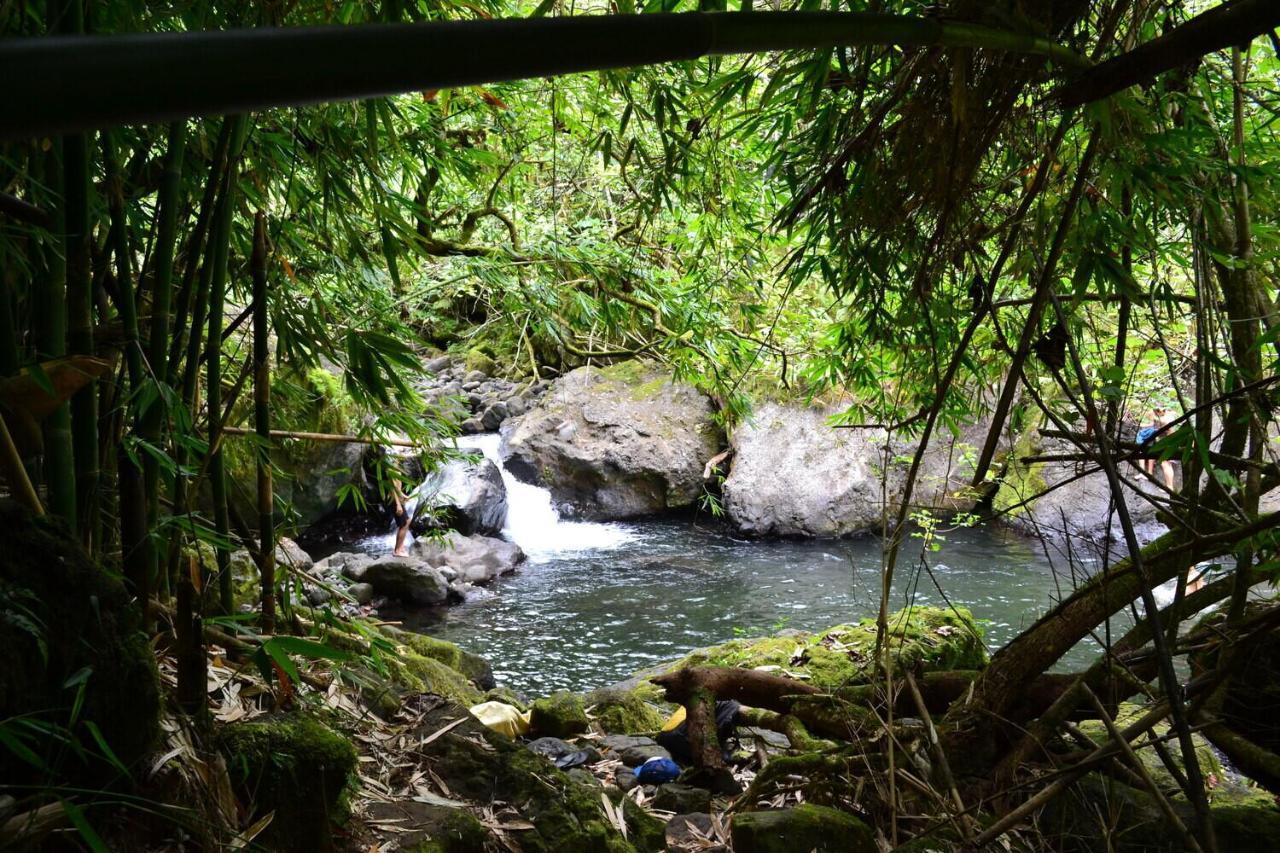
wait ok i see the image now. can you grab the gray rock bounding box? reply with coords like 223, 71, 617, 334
601, 735, 672, 766
501, 362, 725, 520
425, 355, 452, 374
462, 381, 482, 392
1000, 431, 1164, 547
228, 537, 315, 581
348, 582, 375, 604
460, 417, 485, 434
481, 402, 510, 431
304, 585, 331, 606
653, 784, 711, 814
464, 370, 488, 383
505, 396, 527, 417
722, 403, 987, 537
360, 556, 450, 606
526, 737, 576, 758
615, 767, 639, 792
567, 768, 599, 787
410, 531, 524, 584
420, 456, 508, 536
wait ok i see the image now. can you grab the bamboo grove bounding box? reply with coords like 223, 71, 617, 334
2, 0, 1280, 849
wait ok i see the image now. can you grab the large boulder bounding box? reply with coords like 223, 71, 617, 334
410, 531, 525, 584
731, 805, 875, 853
994, 430, 1165, 546
418, 456, 508, 536
361, 556, 451, 606
500, 361, 725, 519
722, 403, 984, 537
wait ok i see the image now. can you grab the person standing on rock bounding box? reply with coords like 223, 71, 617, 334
391, 476, 411, 557
1137, 405, 1176, 490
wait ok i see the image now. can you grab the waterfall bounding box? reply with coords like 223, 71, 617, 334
454, 433, 637, 559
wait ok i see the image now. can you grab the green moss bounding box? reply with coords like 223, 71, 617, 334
1079, 703, 1223, 794
669, 606, 985, 691
731, 804, 876, 853
584, 687, 667, 734
218, 715, 358, 853
398, 652, 484, 706
384, 626, 493, 687
464, 348, 496, 375
0, 503, 160, 787
405, 809, 490, 853
531, 691, 590, 737
992, 426, 1046, 517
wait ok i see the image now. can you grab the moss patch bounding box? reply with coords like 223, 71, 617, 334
669, 606, 986, 690
585, 687, 667, 735
731, 804, 876, 853
531, 691, 590, 737
218, 715, 358, 853
397, 652, 484, 706
384, 626, 494, 688
464, 348, 496, 375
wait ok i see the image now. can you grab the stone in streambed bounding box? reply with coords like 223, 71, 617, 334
410, 531, 524, 584
348, 582, 374, 604
500, 360, 725, 520
653, 783, 711, 814
361, 556, 450, 606
418, 456, 508, 537
601, 735, 672, 766
666, 813, 722, 852
731, 804, 875, 853
530, 691, 590, 738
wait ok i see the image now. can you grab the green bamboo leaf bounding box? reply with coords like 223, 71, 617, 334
61, 801, 110, 853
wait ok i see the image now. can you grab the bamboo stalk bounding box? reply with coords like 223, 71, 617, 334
220, 426, 420, 448
0, 12, 1083, 138
0, 414, 43, 516
251, 213, 276, 634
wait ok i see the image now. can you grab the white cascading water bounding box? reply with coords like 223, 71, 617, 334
454, 433, 636, 559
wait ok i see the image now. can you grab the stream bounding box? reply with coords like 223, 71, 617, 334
368, 434, 1120, 696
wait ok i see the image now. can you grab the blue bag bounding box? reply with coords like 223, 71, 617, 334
636, 756, 680, 784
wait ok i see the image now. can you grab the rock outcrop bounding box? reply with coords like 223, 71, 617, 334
994, 430, 1165, 547
410, 531, 525, 584
417, 455, 508, 536
722, 403, 984, 537
500, 361, 725, 519
360, 556, 451, 606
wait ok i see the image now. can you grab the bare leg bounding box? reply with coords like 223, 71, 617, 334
1186, 568, 1204, 594
394, 524, 409, 556
1161, 460, 1175, 490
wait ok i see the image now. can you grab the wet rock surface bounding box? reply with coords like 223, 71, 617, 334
409, 530, 525, 584
500, 361, 725, 519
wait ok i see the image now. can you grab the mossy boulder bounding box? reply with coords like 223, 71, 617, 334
412, 697, 664, 851
397, 652, 485, 706
218, 715, 358, 853
585, 687, 667, 735
384, 626, 495, 689
731, 804, 876, 853
464, 348, 497, 376
531, 691, 591, 737
0, 501, 160, 785
669, 606, 986, 690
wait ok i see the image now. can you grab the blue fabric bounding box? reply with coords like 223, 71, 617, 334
1136, 426, 1157, 445
636, 756, 680, 783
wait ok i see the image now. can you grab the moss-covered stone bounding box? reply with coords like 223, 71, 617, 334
404, 808, 490, 853
0, 502, 160, 786
669, 606, 986, 690
218, 715, 358, 853
531, 691, 591, 737
384, 626, 495, 689
731, 804, 876, 853
398, 652, 484, 706
464, 348, 497, 375
584, 687, 666, 734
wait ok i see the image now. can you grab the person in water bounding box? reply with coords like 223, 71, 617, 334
391, 476, 411, 557
1137, 405, 1176, 489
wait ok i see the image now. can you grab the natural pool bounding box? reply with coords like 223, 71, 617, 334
380, 436, 1118, 695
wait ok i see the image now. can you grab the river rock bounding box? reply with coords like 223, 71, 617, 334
410, 531, 524, 584
425, 355, 452, 374
348, 582, 375, 605
731, 804, 875, 853
419, 456, 508, 536
501, 361, 725, 519
601, 735, 671, 766
360, 556, 450, 606
228, 537, 315, 581
722, 403, 985, 537
995, 430, 1164, 547
666, 813, 721, 852
654, 784, 712, 815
